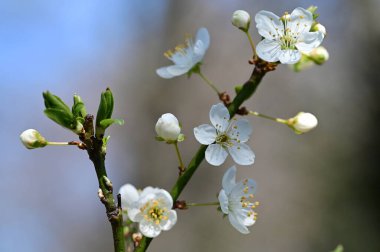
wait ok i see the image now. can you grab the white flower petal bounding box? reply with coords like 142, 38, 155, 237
222, 166, 237, 194
155, 189, 174, 208
209, 103, 230, 132
195, 27, 210, 52
242, 213, 256, 227
194, 124, 217, 145
287, 7, 313, 34
218, 189, 229, 214
205, 144, 228, 166
166, 65, 191, 76
139, 220, 162, 238
278, 49, 301, 64
295, 31, 324, 53
231, 179, 256, 199
228, 213, 250, 234
228, 119, 252, 143
256, 39, 282, 62
119, 184, 139, 207
140, 186, 158, 198
156, 66, 175, 79
128, 209, 143, 222
255, 10, 283, 40
228, 142, 255, 165
160, 210, 177, 231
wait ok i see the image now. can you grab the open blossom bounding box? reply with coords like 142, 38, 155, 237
255, 7, 324, 64
218, 166, 259, 234
156, 27, 210, 79
194, 103, 255, 166
119, 184, 177, 238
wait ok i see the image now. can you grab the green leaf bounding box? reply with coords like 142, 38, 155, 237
44, 108, 75, 130
72, 94, 87, 118
96, 88, 114, 128
96, 92, 108, 127
99, 118, 124, 129
43, 91, 71, 115
104, 88, 114, 119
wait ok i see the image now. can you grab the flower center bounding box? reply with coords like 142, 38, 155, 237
141, 199, 169, 225
216, 133, 229, 144
164, 35, 192, 59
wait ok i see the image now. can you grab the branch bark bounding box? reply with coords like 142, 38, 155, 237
82, 115, 125, 252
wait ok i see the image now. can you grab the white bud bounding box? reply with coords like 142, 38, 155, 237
20, 129, 47, 149
155, 113, 181, 141
231, 10, 251, 31
309, 46, 329, 65
314, 23, 327, 36
289, 112, 318, 134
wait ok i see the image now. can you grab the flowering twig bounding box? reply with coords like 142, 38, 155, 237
135, 59, 275, 252
80, 115, 125, 252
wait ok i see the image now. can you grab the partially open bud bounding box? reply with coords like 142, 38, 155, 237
312, 23, 326, 36
309, 46, 329, 65
155, 113, 181, 142
20, 129, 47, 149
288, 112, 318, 134
231, 10, 251, 32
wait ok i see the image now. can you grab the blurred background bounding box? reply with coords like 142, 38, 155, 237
1, 0, 379, 251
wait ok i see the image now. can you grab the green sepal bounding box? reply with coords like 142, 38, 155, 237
155, 136, 165, 142
177, 133, 185, 142
187, 62, 201, 78
99, 118, 124, 129
44, 108, 75, 130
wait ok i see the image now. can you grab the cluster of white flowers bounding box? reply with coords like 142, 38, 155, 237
118, 5, 324, 240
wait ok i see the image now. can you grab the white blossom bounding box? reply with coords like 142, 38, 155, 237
20, 129, 47, 149
255, 7, 324, 64
156, 27, 210, 79
218, 166, 259, 234
289, 112, 318, 133
155, 113, 181, 141
119, 184, 177, 238
194, 103, 255, 166
232, 10, 251, 31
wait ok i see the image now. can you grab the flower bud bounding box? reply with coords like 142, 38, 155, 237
155, 113, 181, 142
313, 23, 326, 36
309, 46, 329, 65
288, 112, 318, 134
20, 129, 47, 149
231, 10, 251, 32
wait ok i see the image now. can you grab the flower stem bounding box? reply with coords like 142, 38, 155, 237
46, 141, 70, 146
187, 202, 220, 207
197, 71, 220, 94
135, 59, 275, 252
249, 111, 288, 124
174, 142, 185, 173
245, 32, 257, 59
